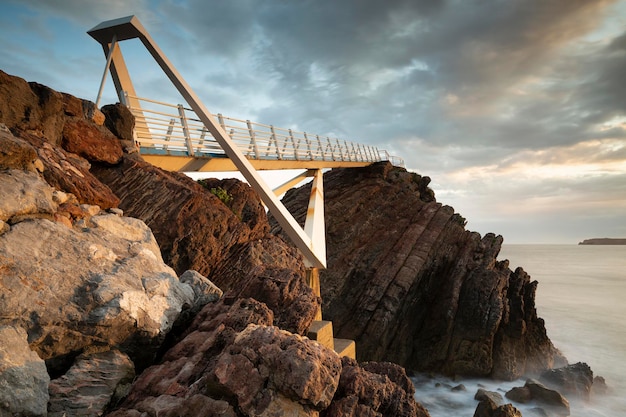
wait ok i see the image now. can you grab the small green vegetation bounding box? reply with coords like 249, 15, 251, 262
209, 186, 233, 206
198, 180, 233, 206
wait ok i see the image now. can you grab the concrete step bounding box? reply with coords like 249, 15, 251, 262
307, 320, 356, 359
307, 320, 334, 351
333, 338, 356, 359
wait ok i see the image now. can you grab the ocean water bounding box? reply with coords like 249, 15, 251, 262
413, 244, 626, 416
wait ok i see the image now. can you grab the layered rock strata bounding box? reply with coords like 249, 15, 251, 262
272, 163, 563, 379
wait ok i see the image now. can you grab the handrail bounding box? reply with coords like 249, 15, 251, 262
124, 93, 405, 167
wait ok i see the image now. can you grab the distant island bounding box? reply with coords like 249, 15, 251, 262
579, 238, 626, 245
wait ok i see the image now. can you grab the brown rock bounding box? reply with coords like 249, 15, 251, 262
112, 299, 341, 416
18, 131, 120, 209
492, 404, 522, 417
322, 356, 430, 417
475, 388, 503, 405
524, 379, 570, 416
62, 93, 83, 117
101, 103, 135, 141
539, 362, 593, 400
62, 118, 123, 165
0, 128, 39, 171
505, 386, 532, 403
272, 162, 560, 379
92, 156, 269, 277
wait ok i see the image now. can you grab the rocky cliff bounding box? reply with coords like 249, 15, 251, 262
272, 162, 563, 380
0, 70, 428, 417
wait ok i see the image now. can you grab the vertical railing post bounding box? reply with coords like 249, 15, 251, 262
289, 129, 299, 160
178, 104, 194, 155
247, 120, 259, 159
164, 118, 175, 150
335, 138, 344, 161
304, 132, 313, 160
270, 125, 280, 159
316, 135, 325, 161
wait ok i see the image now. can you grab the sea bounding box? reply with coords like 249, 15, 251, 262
412, 244, 626, 417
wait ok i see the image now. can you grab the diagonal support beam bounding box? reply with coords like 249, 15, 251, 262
88, 15, 327, 268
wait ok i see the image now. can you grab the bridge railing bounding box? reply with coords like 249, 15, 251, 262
123, 93, 404, 167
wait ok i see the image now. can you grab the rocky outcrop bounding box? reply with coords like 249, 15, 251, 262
578, 238, 626, 245
109, 298, 343, 417
272, 163, 561, 379
0, 70, 439, 417
539, 362, 594, 401
323, 358, 429, 417
506, 379, 570, 416
91, 156, 270, 278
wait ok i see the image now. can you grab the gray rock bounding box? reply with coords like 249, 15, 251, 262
0, 169, 57, 222
0, 213, 195, 372
525, 379, 570, 416
0, 325, 50, 417
179, 269, 223, 305
48, 349, 135, 417
475, 388, 503, 405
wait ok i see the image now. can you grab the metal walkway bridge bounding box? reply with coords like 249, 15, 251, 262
88, 15, 403, 274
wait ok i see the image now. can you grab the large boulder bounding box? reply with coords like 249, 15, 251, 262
0, 325, 50, 417
17, 130, 120, 209
0, 187, 196, 373
272, 163, 561, 379
61, 118, 124, 165
0, 70, 65, 144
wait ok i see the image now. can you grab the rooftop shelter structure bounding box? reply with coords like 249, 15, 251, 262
88, 17, 403, 344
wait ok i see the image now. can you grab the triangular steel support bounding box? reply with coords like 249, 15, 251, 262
88, 15, 326, 268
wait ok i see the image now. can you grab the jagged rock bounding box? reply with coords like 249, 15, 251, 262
61, 118, 123, 165
0, 70, 66, 144
523, 379, 570, 416
0, 212, 195, 374
91, 156, 269, 278
0, 169, 57, 223
112, 298, 342, 416
493, 404, 522, 417
48, 349, 135, 417
188, 215, 318, 335
19, 130, 120, 209
475, 388, 503, 405
0, 128, 40, 171
322, 356, 430, 417
214, 324, 341, 415
0, 325, 50, 417
272, 162, 560, 379
198, 177, 268, 233
505, 386, 532, 403
101, 103, 135, 141
474, 400, 522, 417
474, 396, 498, 417
592, 376, 608, 395
179, 270, 223, 306
539, 362, 593, 400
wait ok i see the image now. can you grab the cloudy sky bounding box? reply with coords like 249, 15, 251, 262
1, 0, 625, 244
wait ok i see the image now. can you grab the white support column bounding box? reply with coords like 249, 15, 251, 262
95, 34, 117, 108
303, 169, 325, 268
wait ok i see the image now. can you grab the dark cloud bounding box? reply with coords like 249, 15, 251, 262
0, 0, 624, 242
